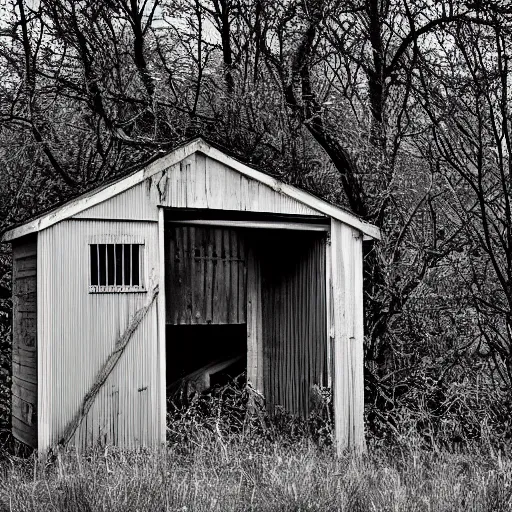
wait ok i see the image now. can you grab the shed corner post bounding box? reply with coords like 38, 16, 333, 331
330, 221, 366, 456
157, 207, 167, 446
352, 229, 366, 455
36, 233, 47, 454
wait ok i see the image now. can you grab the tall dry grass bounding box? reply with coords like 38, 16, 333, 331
2, 381, 512, 511
1, 438, 512, 511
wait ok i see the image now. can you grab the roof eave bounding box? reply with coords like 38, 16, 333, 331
2, 138, 380, 242
195, 141, 381, 240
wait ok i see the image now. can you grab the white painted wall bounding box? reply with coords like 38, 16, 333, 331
330, 219, 366, 454
37, 220, 161, 451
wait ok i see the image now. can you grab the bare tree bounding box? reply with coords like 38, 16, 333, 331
3, 0, 511, 443
413, 6, 512, 387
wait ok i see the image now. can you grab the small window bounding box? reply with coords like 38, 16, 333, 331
89, 243, 144, 293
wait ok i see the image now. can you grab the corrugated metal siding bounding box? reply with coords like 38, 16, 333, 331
166, 226, 246, 325
38, 220, 161, 451
11, 236, 38, 448
73, 182, 158, 221
330, 220, 365, 453
259, 232, 327, 418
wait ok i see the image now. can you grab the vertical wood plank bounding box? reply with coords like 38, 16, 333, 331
206, 160, 225, 210
229, 230, 238, 324
166, 229, 175, 324
303, 249, 310, 415
331, 221, 348, 453
223, 230, 232, 324
258, 185, 274, 214
158, 208, 167, 444
173, 229, 182, 325
224, 168, 241, 210
285, 269, 292, 412
168, 163, 180, 207
246, 247, 255, 387
246, 247, 262, 391
261, 262, 271, 402
211, 229, 223, 323
240, 175, 250, 211
205, 229, 214, 323
204, 157, 214, 208
195, 154, 208, 208
346, 230, 355, 450
318, 240, 327, 384
325, 233, 333, 389
352, 232, 365, 453
185, 227, 194, 324
178, 160, 188, 207
255, 254, 263, 393
238, 233, 246, 324
180, 227, 188, 324
248, 181, 260, 211
184, 154, 201, 208
331, 220, 365, 454
193, 228, 204, 324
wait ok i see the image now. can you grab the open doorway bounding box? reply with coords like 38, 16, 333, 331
166, 324, 246, 397
163, 218, 328, 420
164, 224, 248, 403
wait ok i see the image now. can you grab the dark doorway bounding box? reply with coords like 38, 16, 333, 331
166, 324, 247, 398
164, 224, 248, 401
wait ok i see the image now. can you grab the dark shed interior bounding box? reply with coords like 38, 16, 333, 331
164, 218, 327, 417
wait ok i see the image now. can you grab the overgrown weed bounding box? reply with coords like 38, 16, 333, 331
2, 440, 512, 511
2, 377, 512, 511
166, 373, 333, 456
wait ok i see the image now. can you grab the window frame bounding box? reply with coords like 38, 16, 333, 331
88, 235, 146, 294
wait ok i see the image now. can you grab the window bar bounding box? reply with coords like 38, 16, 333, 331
122, 245, 125, 288
132, 244, 139, 287
105, 244, 108, 288
130, 244, 133, 287
96, 244, 100, 288
134, 244, 140, 287
115, 244, 122, 287
107, 244, 115, 286
139, 245, 143, 288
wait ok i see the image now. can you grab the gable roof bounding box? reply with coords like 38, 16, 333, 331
2, 138, 380, 241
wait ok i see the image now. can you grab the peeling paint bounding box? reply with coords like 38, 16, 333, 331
156, 169, 169, 203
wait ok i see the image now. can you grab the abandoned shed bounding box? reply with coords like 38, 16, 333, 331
2, 138, 380, 454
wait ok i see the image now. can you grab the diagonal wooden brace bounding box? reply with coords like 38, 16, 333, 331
59, 285, 159, 446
